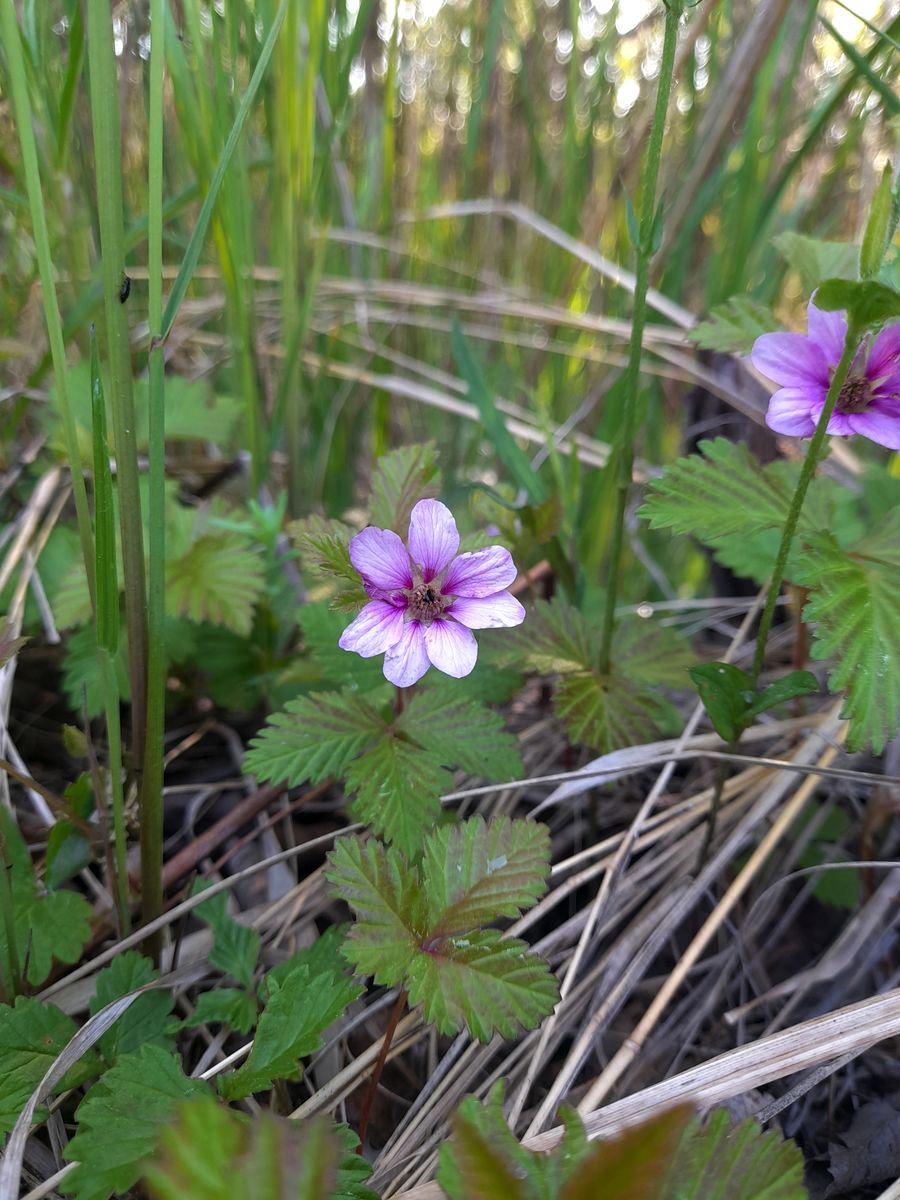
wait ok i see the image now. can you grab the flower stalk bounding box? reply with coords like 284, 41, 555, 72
598, 1, 683, 674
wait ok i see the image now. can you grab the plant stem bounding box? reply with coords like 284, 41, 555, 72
86, 0, 149, 768
598, 1, 682, 674
749, 327, 860, 684
97, 650, 131, 936
357, 988, 407, 1152
0, 817, 21, 1000
140, 0, 167, 961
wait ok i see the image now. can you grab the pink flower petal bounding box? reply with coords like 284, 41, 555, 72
424, 619, 478, 678
349, 527, 412, 592
447, 592, 525, 629
867, 323, 900, 386
848, 404, 900, 451
765, 387, 819, 437
751, 333, 829, 390
407, 499, 460, 581
383, 622, 431, 687
807, 299, 847, 366
443, 547, 518, 598
339, 601, 407, 657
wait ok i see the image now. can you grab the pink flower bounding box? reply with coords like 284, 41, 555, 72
339, 499, 525, 687
751, 298, 900, 450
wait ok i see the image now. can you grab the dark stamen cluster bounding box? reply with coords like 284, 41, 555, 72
837, 375, 874, 414
407, 582, 448, 624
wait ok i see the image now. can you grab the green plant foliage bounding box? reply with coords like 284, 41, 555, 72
690, 297, 780, 353
814, 276, 900, 332
0, 810, 92, 988
219, 960, 362, 1100
298, 602, 386, 692
246, 690, 522, 855
660, 1109, 807, 1199
63, 1046, 208, 1200
689, 663, 818, 743
860, 161, 895, 279
60, 622, 131, 716
193, 883, 261, 990
502, 598, 690, 752
289, 515, 367, 611
369, 441, 442, 531
796, 521, 900, 753
143, 1098, 377, 1200
773, 231, 858, 291
166, 531, 265, 636
327, 818, 558, 1041
0, 997, 98, 1134
89, 951, 174, 1061
45, 772, 95, 887
177, 989, 258, 1035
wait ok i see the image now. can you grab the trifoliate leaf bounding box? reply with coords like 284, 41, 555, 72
166, 531, 264, 636
178, 989, 258, 1035
407, 928, 558, 1042
90, 951, 174, 1061
402, 691, 523, 782
796, 525, 900, 753
193, 883, 260, 989
773, 231, 858, 291
422, 816, 549, 933
661, 1109, 807, 1199
690, 297, 780, 353
63, 1046, 207, 1200
345, 733, 450, 858
0, 997, 98, 1134
244, 691, 386, 786
326, 837, 425, 984
219, 964, 361, 1100
369, 441, 441, 533
144, 1099, 371, 1200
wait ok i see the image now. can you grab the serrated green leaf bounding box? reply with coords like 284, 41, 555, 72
553, 670, 678, 752
166, 531, 264, 636
264, 925, 351, 994
345, 733, 449, 857
401, 691, 523, 783
422, 816, 549, 933
244, 690, 386, 786
289, 514, 366, 606
0, 885, 93, 989
0, 997, 98, 1134
661, 1109, 807, 1199
90, 952, 174, 1061
406, 928, 558, 1042
298, 602, 386, 692
690, 297, 780, 353
327, 838, 425, 985
369, 442, 441, 532
193, 884, 260, 989
561, 1106, 693, 1200
445, 1113, 528, 1200
219, 964, 361, 1100
63, 1046, 207, 1200
796, 528, 900, 753
773, 231, 858, 291
179, 989, 258, 1035
60, 622, 131, 718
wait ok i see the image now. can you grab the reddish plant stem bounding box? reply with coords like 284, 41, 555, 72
357, 988, 407, 1152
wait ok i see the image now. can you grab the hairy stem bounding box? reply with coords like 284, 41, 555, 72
598, 1, 682, 673
749, 327, 859, 683
357, 989, 407, 1151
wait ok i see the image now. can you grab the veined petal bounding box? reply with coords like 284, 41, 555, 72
848, 403, 900, 451
424, 619, 478, 678
765, 387, 820, 437
339, 601, 407, 657
383, 622, 431, 687
751, 332, 829, 390
448, 592, 525, 629
823, 410, 856, 437
349, 527, 412, 591
443, 546, 517, 598
867, 323, 900, 387
407, 499, 460, 581
807, 299, 847, 366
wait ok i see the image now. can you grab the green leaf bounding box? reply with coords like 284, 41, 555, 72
61, 622, 131, 719
90, 952, 174, 1061
289, 515, 367, 609
689, 297, 780, 353
422, 816, 549, 933
193, 884, 260, 990
178, 989, 258, 1035
134, 376, 242, 449
796, 527, 900, 753
661, 1109, 807, 1199
814, 276, 900, 331
244, 690, 386, 787
264, 926, 352, 993
689, 662, 756, 743
749, 670, 819, 719
166, 531, 265, 636
407, 928, 558, 1042
369, 442, 441, 533
0, 883, 92, 989
63, 1046, 207, 1200
144, 1099, 368, 1200
327, 837, 425, 985
219, 964, 361, 1100
298, 602, 385, 693
344, 733, 450, 858
0, 997, 97, 1135
560, 1107, 693, 1200
401, 691, 523, 783
860, 161, 895, 279
773, 231, 858, 291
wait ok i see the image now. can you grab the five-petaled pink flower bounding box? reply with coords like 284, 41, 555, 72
339, 499, 525, 687
751, 298, 900, 449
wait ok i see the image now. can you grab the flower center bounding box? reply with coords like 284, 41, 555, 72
407, 582, 448, 624
836, 375, 874, 414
